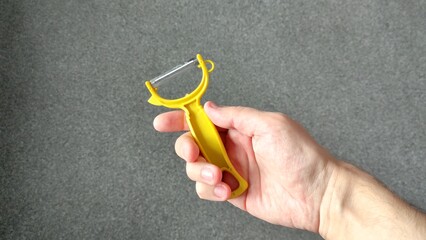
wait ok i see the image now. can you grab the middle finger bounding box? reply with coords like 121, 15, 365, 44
175, 132, 199, 162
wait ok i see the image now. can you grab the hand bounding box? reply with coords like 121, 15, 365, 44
153, 101, 336, 232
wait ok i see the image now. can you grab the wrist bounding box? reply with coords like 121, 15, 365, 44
319, 160, 426, 239
318, 160, 361, 239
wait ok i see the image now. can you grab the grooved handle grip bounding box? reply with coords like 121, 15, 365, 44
184, 101, 248, 199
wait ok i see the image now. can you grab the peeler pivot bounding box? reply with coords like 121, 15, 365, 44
145, 54, 248, 199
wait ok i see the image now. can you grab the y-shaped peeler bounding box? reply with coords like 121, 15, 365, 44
145, 54, 248, 198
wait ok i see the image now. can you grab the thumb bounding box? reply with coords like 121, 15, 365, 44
204, 101, 265, 137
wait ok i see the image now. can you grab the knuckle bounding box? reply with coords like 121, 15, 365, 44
185, 163, 197, 181
174, 136, 184, 157
195, 183, 207, 199
185, 163, 191, 177
271, 112, 290, 123
261, 112, 291, 132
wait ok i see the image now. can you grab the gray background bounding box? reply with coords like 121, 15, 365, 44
1, 0, 425, 239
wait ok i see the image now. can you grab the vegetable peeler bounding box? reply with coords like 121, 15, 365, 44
145, 54, 248, 199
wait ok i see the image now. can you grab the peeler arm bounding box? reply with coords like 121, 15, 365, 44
183, 100, 248, 199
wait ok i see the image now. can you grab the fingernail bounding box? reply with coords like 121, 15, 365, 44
214, 185, 227, 199
201, 167, 213, 181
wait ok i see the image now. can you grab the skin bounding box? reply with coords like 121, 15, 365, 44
153, 101, 426, 239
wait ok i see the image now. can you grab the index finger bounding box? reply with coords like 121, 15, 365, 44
153, 110, 189, 132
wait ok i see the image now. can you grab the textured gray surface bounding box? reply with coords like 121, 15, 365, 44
1, 0, 425, 239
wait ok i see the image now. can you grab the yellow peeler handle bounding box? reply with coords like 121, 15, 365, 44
183, 100, 248, 198
145, 54, 248, 199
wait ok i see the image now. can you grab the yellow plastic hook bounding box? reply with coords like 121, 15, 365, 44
145, 54, 248, 199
